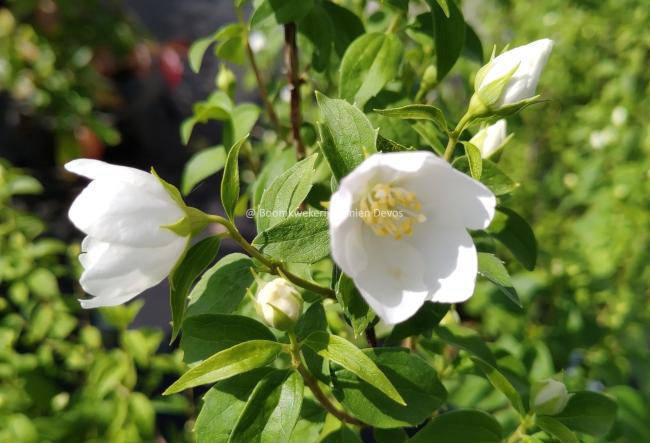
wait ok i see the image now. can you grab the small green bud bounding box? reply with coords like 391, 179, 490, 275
217, 64, 237, 99
530, 378, 570, 416
422, 65, 437, 87
256, 278, 303, 331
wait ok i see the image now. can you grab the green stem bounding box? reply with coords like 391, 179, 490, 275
205, 214, 336, 299
386, 14, 401, 34
505, 415, 534, 443
443, 111, 473, 162
288, 332, 366, 427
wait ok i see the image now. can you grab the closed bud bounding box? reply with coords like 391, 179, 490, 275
217, 64, 237, 99
256, 278, 303, 331
530, 378, 570, 416
469, 119, 509, 159
471, 39, 553, 117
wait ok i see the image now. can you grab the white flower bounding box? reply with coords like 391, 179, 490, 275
329, 152, 496, 325
256, 278, 303, 330
470, 119, 508, 159
475, 39, 554, 111
66, 159, 189, 308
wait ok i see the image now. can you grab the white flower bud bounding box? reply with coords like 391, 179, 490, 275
256, 278, 303, 331
530, 378, 570, 416
473, 39, 553, 114
469, 119, 508, 159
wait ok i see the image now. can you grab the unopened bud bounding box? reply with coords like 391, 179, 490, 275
217, 64, 237, 99
530, 378, 570, 416
256, 278, 303, 331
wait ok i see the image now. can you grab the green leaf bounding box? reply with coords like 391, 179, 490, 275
230, 370, 303, 442
295, 303, 330, 383
180, 314, 275, 364
374, 104, 447, 133
332, 348, 446, 428
336, 274, 376, 338
169, 236, 221, 342
322, 2, 364, 57
554, 391, 617, 437
462, 141, 483, 179
289, 399, 326, 443
257, 154, 318, 232
487, 206, 538, 271
224, 103, 259, 148
221, 136, 248, 221
376, 134, 416, 153
429, 0, 465, 81
189, 33, 218, 73
303, 331, 405, 405
253, 212, 329, 263
385, 302, 449, 345
186, 253, 254, 317
268, 0, 314, 23
316, 92, 377, 180
164, 340, 282, 394
409, 410, 503, 443
464, 23, 484, 63
181, 146, 227, 195
339, 33, 403, 108
434, 324, 497, 366
477, 252, 522, 308
471, 357, 525, 415
536, 416, 579, 443
194, 368, 272, 443
453, 156, 518, 195
298, 4, 333, 72
321, 425, 362, 443
412, 121, 445, 155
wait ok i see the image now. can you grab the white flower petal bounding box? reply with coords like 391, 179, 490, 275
78, 235, 188, 307
329, 187, 369, 278
351, 231, 429, 324
408, 226, 478, 303
400, 153, 496, 230
69, 179, 185, 247
480, 39, 554, 107
65, 159, 167, 199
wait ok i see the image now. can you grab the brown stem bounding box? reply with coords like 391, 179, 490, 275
283, 23, 305, 160
245, 41, 283, 135
365, 326, 378, 347
287, 333, 364, 426
236, 6, 282, 136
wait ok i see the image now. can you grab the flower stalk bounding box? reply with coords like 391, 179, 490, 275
204, 214, 336, 299
443, 111, 474, 161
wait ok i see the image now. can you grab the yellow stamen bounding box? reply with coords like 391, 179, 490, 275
359, 183, 426, 240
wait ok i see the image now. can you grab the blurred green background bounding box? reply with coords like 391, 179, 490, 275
1, 0, 649, 441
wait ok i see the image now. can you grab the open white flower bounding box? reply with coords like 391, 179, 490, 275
66, 159, 190, 308
470, 119, 509, 159
474, 39, 554, 112
329, 152, 496, 325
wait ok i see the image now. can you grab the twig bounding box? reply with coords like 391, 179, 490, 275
236, 7, 283, 136
289, 333, 366, 427
365, 326, 378, 347
283, 23, 305, 160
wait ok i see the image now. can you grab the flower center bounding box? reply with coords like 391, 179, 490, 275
359, 183, 426, 240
